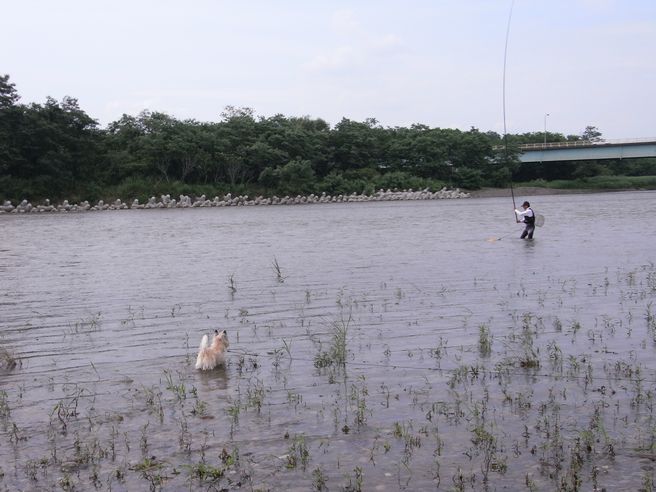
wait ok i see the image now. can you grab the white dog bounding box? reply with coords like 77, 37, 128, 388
195, 329, 229, 370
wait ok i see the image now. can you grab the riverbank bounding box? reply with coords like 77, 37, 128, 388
0, 187, 471, 214
3, 184, 652, 214
469, 175, 656, 198
467, 186, 596, 198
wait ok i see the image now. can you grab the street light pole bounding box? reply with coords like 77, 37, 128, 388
543, 113, 550, 147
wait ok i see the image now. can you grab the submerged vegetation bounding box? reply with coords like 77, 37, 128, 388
2, 73, 655, 204
2, 252, 656, 489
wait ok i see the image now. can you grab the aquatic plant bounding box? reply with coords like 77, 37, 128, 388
163, 370, 187, 401
245, 378, 265, 414
130, 457, 168, 490
228, 273, 237, 294
350, 376, 369, 429
314, 315, 351, 370
478, 323, 492, 356
0, 346, 19, 371
272, 257, 285, 283
343, 466, 364, 492
188, 461, 225, 483
49, 387, 84, 433
141, 386, 164, 423
312, 466, 328, 491
0, 390, 10, 419
4, 248, 656, 490
286, 434, 310, 471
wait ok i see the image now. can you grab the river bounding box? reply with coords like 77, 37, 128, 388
1, 190, 655, 490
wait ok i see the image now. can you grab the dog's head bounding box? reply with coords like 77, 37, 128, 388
214, 329, 229, 347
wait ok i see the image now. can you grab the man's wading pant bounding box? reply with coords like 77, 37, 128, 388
520, 225, 535, 239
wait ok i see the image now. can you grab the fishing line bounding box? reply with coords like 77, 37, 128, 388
486, 230, 516, 242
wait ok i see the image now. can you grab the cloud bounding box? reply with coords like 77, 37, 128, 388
331, 9, 360, 32
370, 33, 405, 52
577, 0, 615, 9
304, 9, 406, 73
304, 45, 359, 71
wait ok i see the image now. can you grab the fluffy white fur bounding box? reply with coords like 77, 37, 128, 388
195, 329, 229, 370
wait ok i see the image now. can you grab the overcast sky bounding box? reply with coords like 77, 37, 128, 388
2, 0, 654, 139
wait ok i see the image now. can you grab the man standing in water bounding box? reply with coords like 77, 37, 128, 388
515, 201, 535, 239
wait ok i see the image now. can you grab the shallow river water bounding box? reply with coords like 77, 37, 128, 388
1, 190, 656, 490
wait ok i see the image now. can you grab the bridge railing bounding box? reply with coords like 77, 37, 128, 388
518, 137, 656, 151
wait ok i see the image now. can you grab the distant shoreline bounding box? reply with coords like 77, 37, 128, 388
2, 186, 652, 214
467, 186, 610, 199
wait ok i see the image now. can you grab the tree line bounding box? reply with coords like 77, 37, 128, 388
1, 74, 654, 203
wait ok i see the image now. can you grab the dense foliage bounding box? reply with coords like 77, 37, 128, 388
1, 75, 654, 203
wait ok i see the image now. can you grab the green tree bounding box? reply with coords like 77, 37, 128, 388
258, 114, 331, 177
2, 94, 102, 200
258, 159, 316, 195
330, 118, 385, 172
581, 125, 603, 142
104, 113, 149, 183
0, 74, 20, 108
135, 111, 179, 182
453, 167, 483, 189
216, 106, 259, 186
0, 75, 23, 181
385, 126, 451, 180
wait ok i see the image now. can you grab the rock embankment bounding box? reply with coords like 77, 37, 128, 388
0, 188, 470, 214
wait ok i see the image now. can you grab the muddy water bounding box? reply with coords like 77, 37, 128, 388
1, 190, 656, 490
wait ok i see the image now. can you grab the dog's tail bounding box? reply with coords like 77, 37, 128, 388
195, 334, 211, 370
198, 334, 209, 350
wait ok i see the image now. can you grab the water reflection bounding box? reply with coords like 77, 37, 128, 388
197, 366, 229, 391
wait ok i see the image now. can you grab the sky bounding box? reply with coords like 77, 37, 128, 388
2, 0, 655, 139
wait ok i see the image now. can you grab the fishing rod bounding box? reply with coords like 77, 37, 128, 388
510, 180, 518, 222
502, 0, 519, 223
487, 0, 520, 243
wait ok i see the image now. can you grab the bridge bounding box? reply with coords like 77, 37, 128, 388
518, 138, 656, 163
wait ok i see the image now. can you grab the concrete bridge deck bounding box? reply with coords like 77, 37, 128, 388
518, 138, 656, 163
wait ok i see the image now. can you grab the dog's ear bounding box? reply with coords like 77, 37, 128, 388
214, 329, 219, 335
